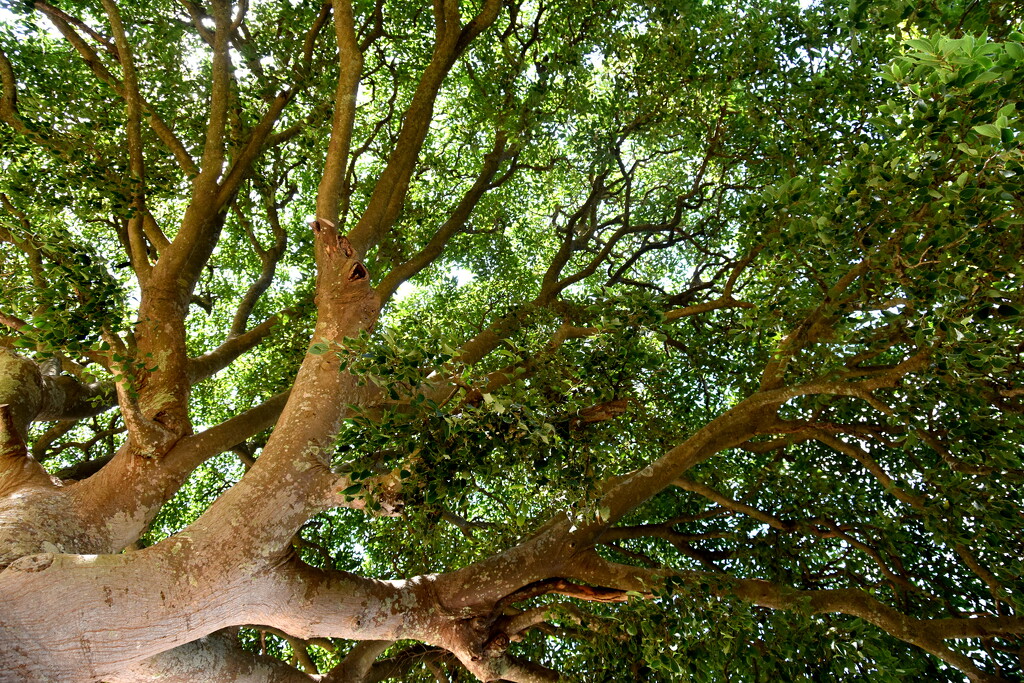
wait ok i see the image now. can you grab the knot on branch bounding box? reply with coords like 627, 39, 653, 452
311, 217, 355, 258
310, 218, 377, 311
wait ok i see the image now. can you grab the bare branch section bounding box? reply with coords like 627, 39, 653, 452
0, 309, 29, 334
0, 549, 411, 680
196, 0, 234, 188
0, 350, 115, 439
182, 219, 380, 562
322, 639, 392, 682
0, 404, 54, 496
229, 192, 289, 336
103, 630, 315, 683
64, 390, 290, 554
187, 305, 297, 383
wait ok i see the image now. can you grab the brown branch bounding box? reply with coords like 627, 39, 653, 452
463, 322, 598, 401
165, 390, 289, 475
376, 130, 512, 301
102, 630, 316, 683
663, 296, 754, 321
196, 0, 233, 187
265, 102, 333, 148
0, 309, 29, 333
188, 299, 309, 384
811, 430, 1009, 604
31, 419, 79, 461
538, 175, 608, 298
346, 0, 503, 257
0, 45, 73, 154
0, 349, 116, 436
672, 477, 789, 530
229, 195, 288, 336
321, 640, 392, 682
213, 90, 294, 211
101, 0, 153, 281
315, 0, 363, 226
594, 348, 930, 534
30, 2, 196, 174
759, 258, 872, 390
0, 194, 48, 290
499, 578, 629, 608
569, 555, 1016, 683
0, 403, 55, 496
810, 430, 927, 509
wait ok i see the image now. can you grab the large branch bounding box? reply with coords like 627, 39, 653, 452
346, 0, 503, 257
0, 404, 54, 497
0, 548, 412, 679
65, 391, 289, 554
0, 349, 115, 441
322, 640, 392, 682
179, 220, 379, 563
196, 0, 234, 190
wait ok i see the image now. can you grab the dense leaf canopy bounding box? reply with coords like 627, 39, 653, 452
0, 0, 1022, 680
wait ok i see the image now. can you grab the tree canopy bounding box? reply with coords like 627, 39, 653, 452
0, 0, 1023, 680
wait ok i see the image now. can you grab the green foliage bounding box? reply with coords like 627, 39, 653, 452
3, 0, 1023, 679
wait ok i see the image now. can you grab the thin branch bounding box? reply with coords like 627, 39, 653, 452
315, 0, 363, 226
376, 130, 512, 302
31, 2, 197, 174
188, 299, 309, 384
101, 0, 152, 281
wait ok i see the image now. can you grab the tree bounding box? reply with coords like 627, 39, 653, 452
0, 0, 1022, 679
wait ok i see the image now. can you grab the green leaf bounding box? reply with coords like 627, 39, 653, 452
905, 38, 932, 53
971, 70, 1001, 84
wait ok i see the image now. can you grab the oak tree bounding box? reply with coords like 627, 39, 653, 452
1, 0, 1023, 680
